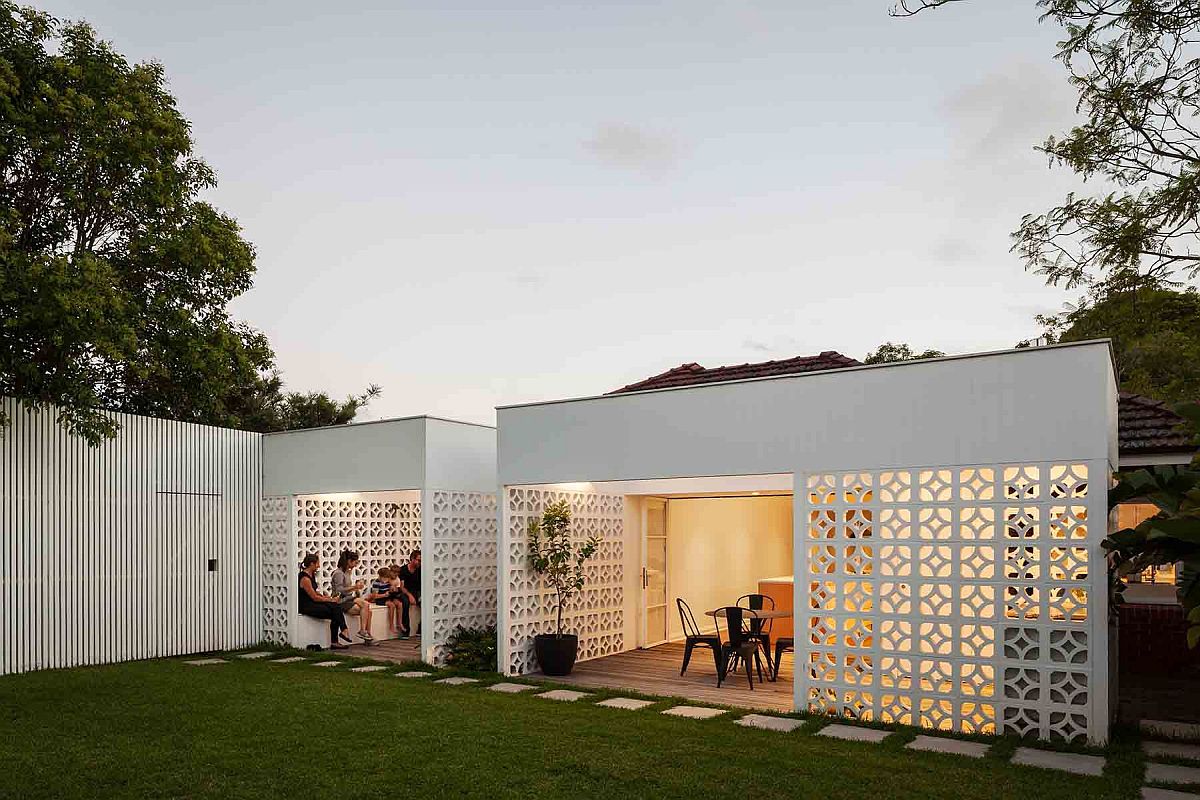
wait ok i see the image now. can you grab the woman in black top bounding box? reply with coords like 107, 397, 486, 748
298, 553, 351, 649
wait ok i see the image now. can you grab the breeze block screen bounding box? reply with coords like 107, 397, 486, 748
800, 463, 1106, 743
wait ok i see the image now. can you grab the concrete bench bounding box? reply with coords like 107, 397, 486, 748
293, 602, 420, 650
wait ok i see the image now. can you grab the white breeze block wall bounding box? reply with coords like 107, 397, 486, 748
504, 487, 625, 675
260, 495, 293, 645
427, 490, 498, 664
799, 462, 1105, 743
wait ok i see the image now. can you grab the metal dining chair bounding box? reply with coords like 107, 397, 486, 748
772, 637, 794, 682
736, 593, 776, 677
676, 598, 722, 677
715, 606, 764, 690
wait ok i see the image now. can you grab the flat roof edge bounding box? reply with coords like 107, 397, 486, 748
496, 339, 1117, 412
262, 414, 495, 436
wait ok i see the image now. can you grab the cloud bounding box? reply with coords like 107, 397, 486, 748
584, 123, 680, 174
511, 272, 546, 287
931, 236, 979, 264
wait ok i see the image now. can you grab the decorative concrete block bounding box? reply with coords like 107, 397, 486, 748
906, 735, 990, 759
596, 697, 654, 710
1012, 747, 1105, 776
235, 652, 274, 660
270, 657, 306, 664
1143, 787, 1200, 799
1145, 741, 1200, 762
488, 682, 536, 694
536, 689, 590, 702
349, 665, 387, 673
183, 658, 227, 666
817, 724, 890, 743
395, 671, 433, 678
1142, 720, 1200, 741
662, 706, 726, 720
735, 714, 803, 733
313, 661, 343, 668
1146, 762, 1200, 785
435, 677, 480, 686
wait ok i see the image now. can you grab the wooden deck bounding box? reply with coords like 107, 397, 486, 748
343, 636, 422, 663
547, 642, 795, 712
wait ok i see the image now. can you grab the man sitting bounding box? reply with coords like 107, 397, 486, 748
391, 549, 421, 639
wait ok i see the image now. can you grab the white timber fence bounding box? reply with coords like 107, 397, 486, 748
0, 398, 262, 675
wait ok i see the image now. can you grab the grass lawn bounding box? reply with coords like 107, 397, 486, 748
0, 651, 1146, 799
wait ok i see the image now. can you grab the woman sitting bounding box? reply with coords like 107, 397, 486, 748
331, 549, 374, 642
298, 553, 351, 650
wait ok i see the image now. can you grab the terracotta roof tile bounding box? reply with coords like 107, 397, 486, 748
1119, 391, 1196, 456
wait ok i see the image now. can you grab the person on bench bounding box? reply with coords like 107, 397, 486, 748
331, 550, 374, 643
368, 567, 403, 636
298, 553, 351, 650
391, 549, 421, 639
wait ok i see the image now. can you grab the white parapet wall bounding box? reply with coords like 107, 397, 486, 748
0, 398, 262, 675
496, 342, 1118, 743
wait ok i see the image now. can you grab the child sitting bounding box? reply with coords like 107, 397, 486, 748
367, 567, 402, 636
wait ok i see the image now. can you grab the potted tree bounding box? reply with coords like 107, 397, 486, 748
528, 499, 600, 675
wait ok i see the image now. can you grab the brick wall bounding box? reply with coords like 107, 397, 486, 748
1118, 603, 1200, 676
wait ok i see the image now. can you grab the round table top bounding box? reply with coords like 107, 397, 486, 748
705, 607, 791, 620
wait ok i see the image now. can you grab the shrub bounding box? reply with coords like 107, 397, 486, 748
444, 624, 497, 672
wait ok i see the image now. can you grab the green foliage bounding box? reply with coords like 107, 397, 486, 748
1104, 400, 1200, 646
443, 624, 498, 672
528, 500, 600, 637
899, 2, 1200, 294
0, 2, 378, 442
863, 342, 946, 364
1036, 287, 1200, 403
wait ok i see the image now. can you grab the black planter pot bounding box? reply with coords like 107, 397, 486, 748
534, 633, 578, 676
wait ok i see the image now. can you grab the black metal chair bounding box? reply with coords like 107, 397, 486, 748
772, 637, 794, 682
677, 598, 722, 678
737, 593, 775, 677
716, 606, 764, 690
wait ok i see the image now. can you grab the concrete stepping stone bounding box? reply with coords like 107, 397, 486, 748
1143, 787, 1200, 799
663, 705, 726, 720
349, 665, 387, 673
488, 682, 536, 694
183, 658, 227, 666
596, 697, 654, 710
234, 652, 273, 660
1143, 720, 1200, 741
817, 724, 890, 743
435, 677, 480, 686
1146, 741, 1200, 762
313, 661, 343, 668
536, 689, 590, 702
1012, 747, 1105, 776
395, 671, 433, 678
736, 714, 803, 733
1147, 763, 1200, 785
270, 657, 306, 664
906, 735, 989, 759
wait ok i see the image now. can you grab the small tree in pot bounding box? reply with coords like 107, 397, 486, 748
528, 499, 600, 675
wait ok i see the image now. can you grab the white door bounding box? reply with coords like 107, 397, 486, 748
642, 498, 668, 647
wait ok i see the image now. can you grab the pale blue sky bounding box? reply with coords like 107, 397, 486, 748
47, 1, 1087, 424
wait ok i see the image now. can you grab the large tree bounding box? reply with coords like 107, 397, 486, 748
894, 0, 1200, 295
0, 3, 376, 441
1036, 287, 1200, 402
863, 341, 946, 364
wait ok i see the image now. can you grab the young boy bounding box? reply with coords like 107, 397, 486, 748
367, 567, 401, 636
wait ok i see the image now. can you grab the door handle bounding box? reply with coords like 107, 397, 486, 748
642, 567, 647, 589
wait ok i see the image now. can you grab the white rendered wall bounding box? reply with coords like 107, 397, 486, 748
665, 496, 793, 641
497, 343, 1115, 486
0, 399, 261, 675
262, 417, 427, 496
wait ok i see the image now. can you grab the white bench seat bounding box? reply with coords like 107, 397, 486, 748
292, 602, 419, 649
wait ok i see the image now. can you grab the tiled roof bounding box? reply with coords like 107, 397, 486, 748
609, 352, 1196, 459
1119, 391, 1196, 456
608, 351, 862, 394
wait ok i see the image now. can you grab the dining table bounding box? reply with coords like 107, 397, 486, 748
704, 607, 790, 682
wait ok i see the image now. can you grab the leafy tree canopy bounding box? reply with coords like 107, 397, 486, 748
863, 342, 947, 364
894, 0, 1200, 295
0, 3, 376, 442
1034, 287, 1200, 402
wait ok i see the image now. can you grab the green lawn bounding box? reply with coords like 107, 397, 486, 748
0, 651, 1146, 799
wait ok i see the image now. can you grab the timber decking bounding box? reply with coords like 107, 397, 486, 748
343, 636, 422, 664
544, 642, 795, 713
